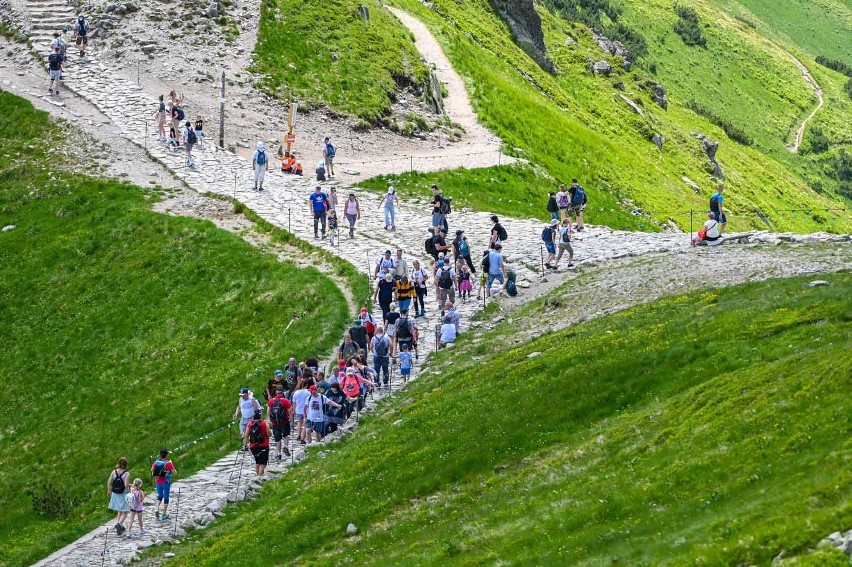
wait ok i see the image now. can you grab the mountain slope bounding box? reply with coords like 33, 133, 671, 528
163, 274, 852, 565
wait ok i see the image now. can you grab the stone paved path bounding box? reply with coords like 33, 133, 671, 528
16, 5, 852, 566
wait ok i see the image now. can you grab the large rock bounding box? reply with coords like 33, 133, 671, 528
642, 81, 668, 110
490, 0, 555, 74
589, 61, 613, 75
592, 29, 631, 68
696, 134, 724, 179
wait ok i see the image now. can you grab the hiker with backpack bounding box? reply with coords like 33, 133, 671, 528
395, 275, 415, 315
411, 260, 429, 318
151, 449, 176, 520
344, 192, 361, 238
370, 326, 392, 389
324, 382, 347, 434
183, 121, 197, 168
291, 381, 311, 444
358, 306, 376, 339
348, 319, 369, 351
542, 218, 558, 270
73, 14, 88, 56
309, 185, 329, 238
435, 260, 456, 307
322, 137, 336, 177
489, 216, 508, 250
373, 273, 396, 320
338, 335, 358, 362
554, 218, 575, 268
430, 185, 450, 232
264, 368, 287, 402
243, 410, 271, 476
306, 384, 342, 442
428, 227, 451, 261
547, 191, 559, 221
253, 142, 269, 191
267, 388, 292, 460
153, 95, 167, 141
568, 179, 587, 231
125, 478, 146, 537
486, 243, 507, 297
384, 302, 401, 356
394, 308, 417, 355
193, 116, 204, 148
107, 457, 130, 535
378, 186, 398, 231
452, 229, 476, 274
233, 388, 263, 450
556, 184, 571, 221
47, 46, 63, 96
709, 184, 727, 234
374, 249, 396, 281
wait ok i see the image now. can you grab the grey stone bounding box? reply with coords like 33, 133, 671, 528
651, 134, 664, 149
589, 61, 612, 75
526, 351, 541, 358
643, 81, 668, 110
2, 224, 15, 231
592, 29, 631, 68
164, 552, 176, 558
809, 280, 830, 287
618, 94, 643, 116
491, 0, 555, 73
346, 522, 359, 535
682, 177, 702, 194
141, 44, 157, 54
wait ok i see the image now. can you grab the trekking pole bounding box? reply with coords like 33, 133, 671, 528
540, 245, 545, 274
228, 445, 241, 481
410, 155, 413, 172
689, 209, 694, 246
101, 527, 108, 566
172, 487, 182, 537
288, 208, 291, 232
136, 59, 140, 85
233, 172, 237, 201
236, 450, 245, 496
144, 120, 148, 151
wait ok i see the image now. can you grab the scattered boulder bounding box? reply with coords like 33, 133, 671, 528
141, 44, 157, 54
357, 5, 369, 22
526, 352, 542, 358
809, 280, 830, 287
613, 80, 625, 91
642, 81, 668, 110
617, 94, 643, 116
2, 224, 15, 232
491, 0, 556, 74
346, 523, 359, 535
695, 134, 724, 179
589, 61, 612, 75
651, 134, 664, 149
682, 177, 702, 194
592, 29, 631, 68
424, 69, 444, 115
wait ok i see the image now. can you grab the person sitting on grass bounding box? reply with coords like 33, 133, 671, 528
693, 212, 723, 246
439, 314, 457, 347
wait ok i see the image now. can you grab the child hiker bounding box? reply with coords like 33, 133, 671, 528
398, 342, 413, 383
126, 478, 146, 537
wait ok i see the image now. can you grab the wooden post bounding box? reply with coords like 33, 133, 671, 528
219, 71, 225, 149
285, 102, 298, 155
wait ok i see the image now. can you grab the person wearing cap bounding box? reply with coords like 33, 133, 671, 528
284, 358, 302, 397
47, 46, 63, 96
252, 142, 269, 191
267, 388, 292, 459
374, 249, 396, 280
233, 388, 263, 450
370, 325, 392, 389
373, 272, 396, 320
305, 384, 342, 443
242, 409, 271, 476
452, 230, 476, 274
265, 369, 287, 401
487, 242, 507, 298
309, 185, 329, 239
431, 227, 450, 261
378, 186, 398, 231
542, 218, 559, 270
344, 192, 360, 238
439, 314, 457, 346
151, 449, 176, 520
348, 318, 369, 351
340, 367, 375, 416
338, 334, 358, 361
358, 306, 376, 337
291, 380, 311, 444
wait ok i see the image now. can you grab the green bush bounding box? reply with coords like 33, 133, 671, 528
544, 0, 647, 59
673, 4, 707, 47
805, 127, 830, 154
684, 100, 753, 145
814, 55, 852, 77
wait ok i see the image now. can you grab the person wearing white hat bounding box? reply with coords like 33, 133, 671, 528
378, 186, 398, 231
252, 142, 269, 191
542, 218, 559, 270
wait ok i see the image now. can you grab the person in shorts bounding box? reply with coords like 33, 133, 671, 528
183, 121, 196, 168
543, 218, 558, 269
151, 449, 176, 520
398, 342, 413, 382
555, 218, 574, 267
252, 141, 268, 191
73, 14, 89, 56
267, 387, 292, 459
305, 384, 342, 443
47, 46, 63, 95
243, 410, 270, 476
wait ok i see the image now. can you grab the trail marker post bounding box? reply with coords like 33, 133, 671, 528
285, 102, 298, 155
219, 71, 225, 149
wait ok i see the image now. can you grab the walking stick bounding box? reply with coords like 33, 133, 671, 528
172, 487, 182, 536
236, 450, 246, 496
228, 445, 241, 482
101, 528, 109, 567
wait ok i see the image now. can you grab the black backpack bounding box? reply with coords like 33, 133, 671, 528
709, 194, 720, 213
111, 470, 126, 493
175, 107, 185, 121
438, 268, 453, 289
151, 460, 168, 478
440, 197, 452, 215
270, 398, 286, 423
495, 224, 508, 242
561, 227, 571, 243
248, 420, 264, 444
425, 236, 437, 256
186, 129, 197, 144
481, 254, 491, 274
396, 318, 413, 340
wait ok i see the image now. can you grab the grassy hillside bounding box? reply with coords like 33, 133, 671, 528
163, 273, 852, 565
0, 91, 359, 566
253, 0, 428, 122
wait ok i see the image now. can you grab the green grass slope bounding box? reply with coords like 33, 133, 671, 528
354, 0, 852, 232
164, 274, 852, 565
0, 91, 357, 566
253, 0, 428, 122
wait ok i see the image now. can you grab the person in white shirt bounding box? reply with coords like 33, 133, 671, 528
232, 388, 262, 451
694, 212, 723, 246
439, 315, 457, 346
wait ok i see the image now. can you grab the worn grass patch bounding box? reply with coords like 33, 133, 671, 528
163, 273, 852, 565
0, 90, 352, 565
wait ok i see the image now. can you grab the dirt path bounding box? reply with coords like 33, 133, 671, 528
788, 53, 824, 153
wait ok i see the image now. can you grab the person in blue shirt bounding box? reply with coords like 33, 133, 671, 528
47, 46, 63, 95
709, 184, 727, 234
486, 243, 507, 298
398, 343, 413, 383
308, 185, 329, 239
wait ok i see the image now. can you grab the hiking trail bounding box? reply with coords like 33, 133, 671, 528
788, 53, 824, 153
2, 6, 851, 566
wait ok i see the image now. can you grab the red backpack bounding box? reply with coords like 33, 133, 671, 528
342, 376, 360, 398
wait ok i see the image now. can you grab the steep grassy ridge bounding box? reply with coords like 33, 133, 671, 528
0, 91, 353, 566
165, 274, 852, 565
357, 0, 852, 232
253, 0, 428, 122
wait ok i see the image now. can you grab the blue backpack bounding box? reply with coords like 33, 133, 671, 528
256, 149, 267, 165
325, 143, 336, 158
571, 186, 586, 205
458, 239, 469, 257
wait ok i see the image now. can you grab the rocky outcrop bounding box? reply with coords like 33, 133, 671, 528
617, 94, 643, 116
592, 29, 630, 69
424, 68, 444, 115
589, 60, 612, 75
490, 0, 556, 74
696, 134, 724, 179
642, 81, 668, 110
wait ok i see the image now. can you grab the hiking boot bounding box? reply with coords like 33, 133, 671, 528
283, 447, 291, 457
154, 510, 160, 520
47, 89, 53, 94
276, 452, 282, 461
161, 514, 170, 520
115, 523, 123, 535
566, 262, 575, 267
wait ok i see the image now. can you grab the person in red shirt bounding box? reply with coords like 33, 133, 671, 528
242, 410, 271, 476
151, 448, 176, 520
267, 387, 293, 460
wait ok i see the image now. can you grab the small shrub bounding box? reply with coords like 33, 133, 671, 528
814, 56, 852, 77
835, 149, 852, 181
805, 127, 829, 154
684, 101, 753, 145
673, 4, 707, 47
844, 78, 852, 100
29, 482, 76, 519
